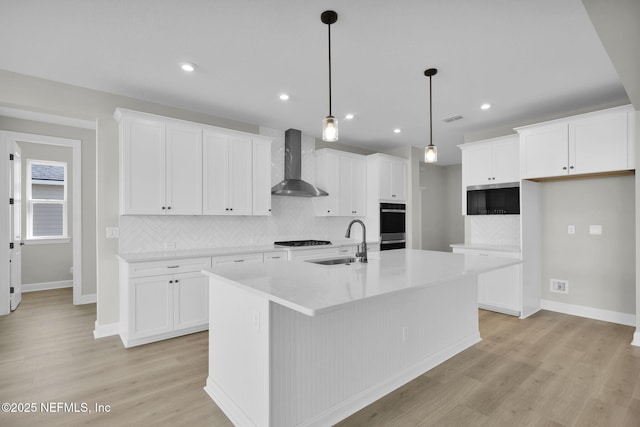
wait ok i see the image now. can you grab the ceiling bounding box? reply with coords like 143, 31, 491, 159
0, 0, 630, 165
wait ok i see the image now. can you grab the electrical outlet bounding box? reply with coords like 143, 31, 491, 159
105, 227, 119, 239
550, 279, 569, 294
589, 225, 603, 235
568, 225, 575, 235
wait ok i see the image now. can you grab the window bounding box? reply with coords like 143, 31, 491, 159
26, 160, 68, 239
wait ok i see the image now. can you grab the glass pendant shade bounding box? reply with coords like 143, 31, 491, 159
323, 115, 339, 142
424, 145, 437, 163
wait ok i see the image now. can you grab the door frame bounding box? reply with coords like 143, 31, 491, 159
0, 131, 82, 313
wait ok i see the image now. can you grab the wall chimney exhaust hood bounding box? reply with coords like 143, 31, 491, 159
271, 129, 328, 197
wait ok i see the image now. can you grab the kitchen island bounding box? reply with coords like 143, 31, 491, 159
203, 249, 520, 427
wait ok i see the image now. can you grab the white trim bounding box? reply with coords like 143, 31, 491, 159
0, 131, 83, 309
631, 331, 640, 347
24, 238, 71, 245
75, 293, 96, 305
540, 299, 636, 326
0, 106, 96, 130
93, 321, 119, 339
22, 280, 72, 292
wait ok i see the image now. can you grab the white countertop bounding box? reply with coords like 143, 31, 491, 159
117, 240, 375, 263
203, 249, 521, 317
449, 243, 521, 253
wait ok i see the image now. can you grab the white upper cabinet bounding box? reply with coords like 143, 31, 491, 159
461, 135, 519, 187
369, 154, 407, 202
117, 110, 202, 215
252, 138, 272, 216
203, 130, 253, 215
381, 158, 406, 201
116, 108, 272, 217
314, 150, 341, 216
339, 155, 367, 216
518, 106, 634, 180
165, 122, 203, 215
314, 149, 366, 217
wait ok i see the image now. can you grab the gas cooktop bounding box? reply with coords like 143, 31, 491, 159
274, 240, 332, 247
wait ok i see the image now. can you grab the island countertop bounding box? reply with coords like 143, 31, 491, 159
203, 248, 520, 316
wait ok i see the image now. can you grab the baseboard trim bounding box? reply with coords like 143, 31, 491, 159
631, 331, 640, 347
22, 280, 72, 293
93, 321, 119, 339
74, 293, 96, 305
540, 299, 635, 326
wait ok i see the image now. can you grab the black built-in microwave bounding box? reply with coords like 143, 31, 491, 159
467, 183, 520, 215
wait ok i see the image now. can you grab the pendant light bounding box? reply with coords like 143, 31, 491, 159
321, 10, 338, 142
424, 68, 438, 163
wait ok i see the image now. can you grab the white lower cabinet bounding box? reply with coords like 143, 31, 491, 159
452, 247, 521, 316
120, 257, 211, 347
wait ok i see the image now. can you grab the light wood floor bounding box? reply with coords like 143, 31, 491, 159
1, 289, 639, 426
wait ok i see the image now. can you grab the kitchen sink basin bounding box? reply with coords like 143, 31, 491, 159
307, 257, 358, 266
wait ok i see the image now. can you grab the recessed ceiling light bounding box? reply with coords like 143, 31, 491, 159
279, 93, 290, 101
180, 62, 196, 72
481, 103, 491, 110
393, 128, 402, 134
345, 113, 354, 120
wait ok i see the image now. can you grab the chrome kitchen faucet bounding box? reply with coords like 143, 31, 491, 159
345, 219, 368, 263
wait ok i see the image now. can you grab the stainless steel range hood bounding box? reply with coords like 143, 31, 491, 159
271, 129, 328, 197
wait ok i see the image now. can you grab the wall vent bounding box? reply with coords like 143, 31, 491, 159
442, 115, 464, 123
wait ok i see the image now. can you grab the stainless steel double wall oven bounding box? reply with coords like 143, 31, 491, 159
379, 203, 406, 251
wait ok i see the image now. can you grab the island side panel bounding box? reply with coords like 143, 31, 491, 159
205, 277, 270, 427
270, 276, 480, 427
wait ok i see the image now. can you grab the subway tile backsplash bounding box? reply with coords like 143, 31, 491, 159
119, 197, 352, 253
466, 215, 520, 247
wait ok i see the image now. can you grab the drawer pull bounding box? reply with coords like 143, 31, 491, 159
234, 259, 245, 263
271, 256, 281, 259
167, 265, 180, 268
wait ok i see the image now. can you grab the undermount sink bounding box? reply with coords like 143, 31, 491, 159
307, 257, 358, 266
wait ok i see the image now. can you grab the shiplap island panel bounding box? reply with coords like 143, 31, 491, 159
203, 249, 520, 426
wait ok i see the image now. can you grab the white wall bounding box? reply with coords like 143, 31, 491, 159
540, 175, 635, 315
420, 163, 465, 252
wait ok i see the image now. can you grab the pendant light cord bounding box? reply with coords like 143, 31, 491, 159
428, 74, 432, 147
328, 22, 332, 116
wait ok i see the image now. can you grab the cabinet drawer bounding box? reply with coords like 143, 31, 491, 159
338, 245, 357, 256
129, 257, 212, 278
211, 252, 264, 265
264, 251, 288, 263
452, 248, 520, 259
289, 247, 340, 261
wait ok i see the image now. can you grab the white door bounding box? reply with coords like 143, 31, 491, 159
10, 143, 22, 311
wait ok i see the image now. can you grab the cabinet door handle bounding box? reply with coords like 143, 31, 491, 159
562, 166, 567, 170
174, 279, 179, 283
569, 166, 574, 170
234, 259, 245, 263
169, 280, 174, 283
162, 206, 166, 210
167, 265, 179, 269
